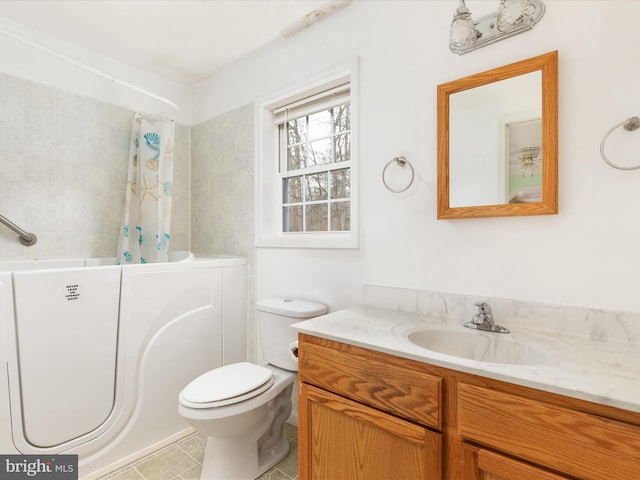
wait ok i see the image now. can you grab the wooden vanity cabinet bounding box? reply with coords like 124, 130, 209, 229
457, 383, 640, 479
462, 445, 570, 480
298, 334, 640, 480
300, 383, 441, 479
297, 334, 443, 479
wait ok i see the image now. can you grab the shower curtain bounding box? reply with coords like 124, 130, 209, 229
116, 114, 175, 264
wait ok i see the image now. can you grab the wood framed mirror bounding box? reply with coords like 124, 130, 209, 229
437, 51, 558, 219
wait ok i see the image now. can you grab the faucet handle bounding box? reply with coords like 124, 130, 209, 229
466, 302, 509, 333
474, 301, 492, 315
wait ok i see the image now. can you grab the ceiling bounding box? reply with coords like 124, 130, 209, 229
0, 0, 351, 86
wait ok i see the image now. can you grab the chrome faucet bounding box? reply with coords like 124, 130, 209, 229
464, 302, 509, 333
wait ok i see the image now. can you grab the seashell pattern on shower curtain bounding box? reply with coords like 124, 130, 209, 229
116, 113, 175, 264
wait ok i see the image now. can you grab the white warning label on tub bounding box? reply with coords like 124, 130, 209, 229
64, 284, 81, 301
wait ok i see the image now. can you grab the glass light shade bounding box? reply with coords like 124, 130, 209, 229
449, 9, 477, 52
496, 0, 533, 32
515, 146, 541, 177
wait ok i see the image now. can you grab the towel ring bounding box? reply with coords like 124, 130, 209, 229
600, 116, 640, 170
382, 156, 415, 193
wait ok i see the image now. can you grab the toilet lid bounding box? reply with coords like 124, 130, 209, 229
180, 362, 274, 408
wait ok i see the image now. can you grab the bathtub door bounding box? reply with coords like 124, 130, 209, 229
12, 266, 121, 447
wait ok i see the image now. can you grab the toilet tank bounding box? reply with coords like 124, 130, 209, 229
257, 298, 327, 371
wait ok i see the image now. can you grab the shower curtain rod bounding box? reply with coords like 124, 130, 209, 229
0, 26, 180, 112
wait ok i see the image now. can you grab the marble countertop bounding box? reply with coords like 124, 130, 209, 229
292, 305, 640, 414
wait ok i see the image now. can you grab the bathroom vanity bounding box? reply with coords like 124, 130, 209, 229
294, 291, 640, 480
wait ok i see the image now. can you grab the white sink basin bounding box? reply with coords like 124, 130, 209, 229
402, 327, 547, 365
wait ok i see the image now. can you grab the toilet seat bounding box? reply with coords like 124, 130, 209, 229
179, 362, 275, 409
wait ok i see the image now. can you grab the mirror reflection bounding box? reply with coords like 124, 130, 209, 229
437, 51, 558, 219
449, 71, 542, 207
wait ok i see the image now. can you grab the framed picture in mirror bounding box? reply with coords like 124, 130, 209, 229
504, 117, 542, 204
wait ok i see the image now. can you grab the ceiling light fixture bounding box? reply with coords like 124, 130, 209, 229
512, 146, 541, 177
280, 1, 352, 38
449, 0, 545, 55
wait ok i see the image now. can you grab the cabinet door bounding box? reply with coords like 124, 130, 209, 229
462, 444, 570, 480
299, 382, 442, 480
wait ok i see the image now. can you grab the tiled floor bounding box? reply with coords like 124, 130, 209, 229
98, 424, 298, 480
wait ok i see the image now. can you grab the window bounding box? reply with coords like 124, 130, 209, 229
279, 95, 351, 233
256, 60, 358, 249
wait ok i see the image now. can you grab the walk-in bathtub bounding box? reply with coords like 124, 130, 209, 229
0, 252, 247, 479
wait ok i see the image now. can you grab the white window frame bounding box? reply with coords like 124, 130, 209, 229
255, 59, 358, 249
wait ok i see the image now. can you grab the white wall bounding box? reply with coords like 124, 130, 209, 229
194, 0, 640, 314
0, 17, 191, 124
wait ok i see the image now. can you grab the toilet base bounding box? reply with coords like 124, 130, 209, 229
196, 380, 294, 480
200, 435, 289, 480
258, 437, 290, 476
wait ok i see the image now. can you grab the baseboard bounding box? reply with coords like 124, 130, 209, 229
80, 427, 196, 480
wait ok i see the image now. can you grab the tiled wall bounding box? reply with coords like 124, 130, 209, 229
190, 104, 253, 257
0, 73, 190, 260
191, 104, 256, 361
0, 73, 255, 360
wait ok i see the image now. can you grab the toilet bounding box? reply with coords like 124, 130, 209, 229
178, 297, 327, 480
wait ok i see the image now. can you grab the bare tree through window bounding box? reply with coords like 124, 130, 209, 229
282, 102, 351, 233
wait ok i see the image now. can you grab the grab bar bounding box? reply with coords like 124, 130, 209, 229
0, 214, 37, 246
